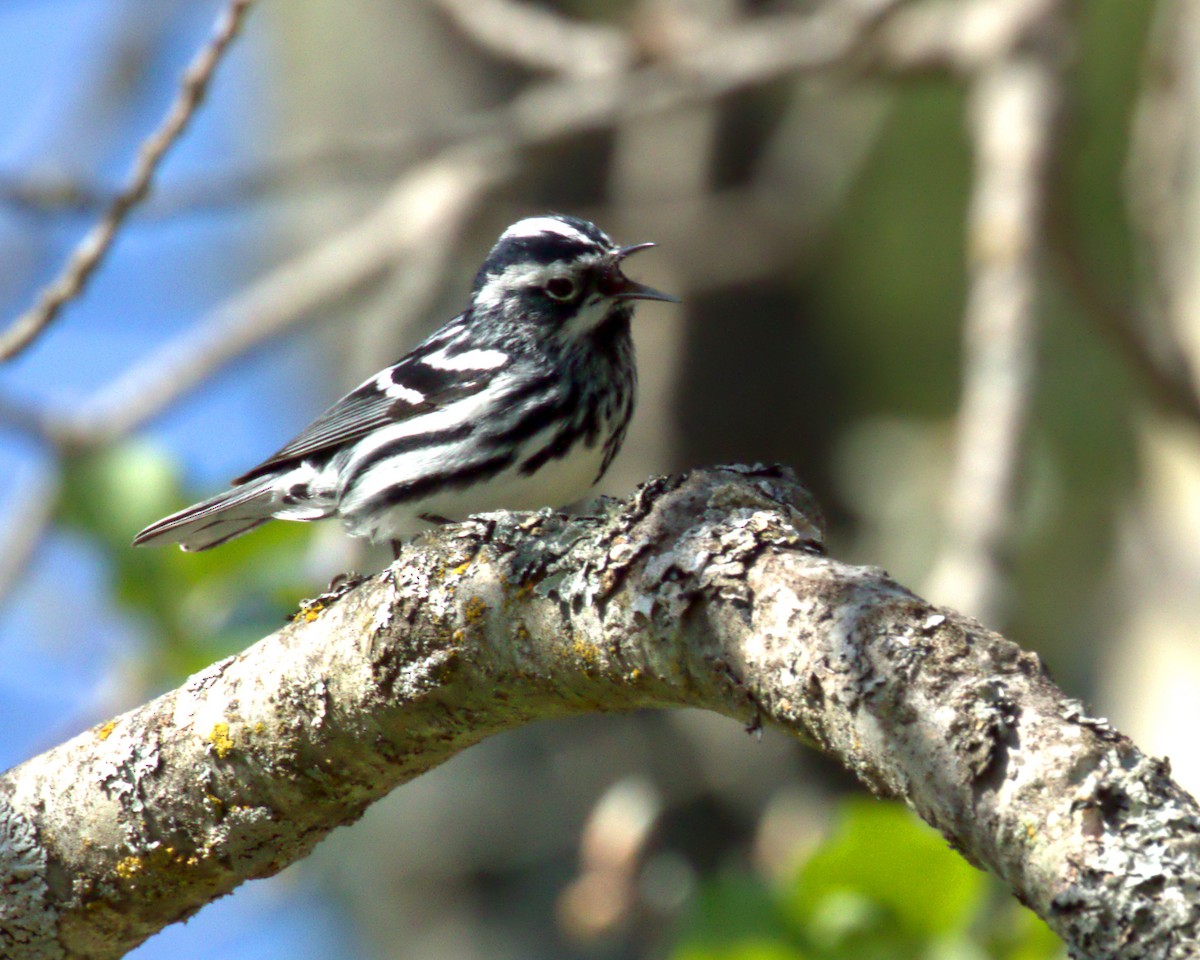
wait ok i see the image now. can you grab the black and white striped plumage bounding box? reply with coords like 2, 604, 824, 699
133, 215, 676, 552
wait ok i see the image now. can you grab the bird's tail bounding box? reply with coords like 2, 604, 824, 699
132, 477, 281, 551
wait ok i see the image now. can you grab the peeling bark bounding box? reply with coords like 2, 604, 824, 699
1, 465, 1197, 959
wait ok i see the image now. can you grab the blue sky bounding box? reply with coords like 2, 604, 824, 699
0, 3, 364, 957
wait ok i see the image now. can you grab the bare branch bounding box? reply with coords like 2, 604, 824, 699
0, 2, 900, 223
1, 466, 1196, 959
430, 3, 902, 152
872, 0, 1048, 73
66, 150, 500, 446
925, 0, 1067, 624
433, 0, 632, 77
1047, 194, 1200, 424
4, 150, 502, 450
0, 0, 257, 363
0, 3, 905, 451
874, 0, 1200, 430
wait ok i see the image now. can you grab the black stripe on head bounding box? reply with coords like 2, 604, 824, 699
472, 216, 614, 292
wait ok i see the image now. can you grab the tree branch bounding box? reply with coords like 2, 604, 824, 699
0, 148, 501, 452
0, 2, 894, 451
0, 465, 1196, 959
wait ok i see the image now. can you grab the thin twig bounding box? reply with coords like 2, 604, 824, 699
56, 150, 504, 447
0, 3, 901, 223
1047, 190, 1200, 425
0, 0, 257, 362
0, 154, 494, 452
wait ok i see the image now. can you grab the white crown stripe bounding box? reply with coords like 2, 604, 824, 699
500, 217, 595, 243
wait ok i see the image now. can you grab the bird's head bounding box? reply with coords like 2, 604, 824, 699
469, 215, 677, 342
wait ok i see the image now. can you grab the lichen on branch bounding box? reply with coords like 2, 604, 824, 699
1, 465, 1197, 960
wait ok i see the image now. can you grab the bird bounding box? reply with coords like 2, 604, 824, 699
133, 214, 677, 554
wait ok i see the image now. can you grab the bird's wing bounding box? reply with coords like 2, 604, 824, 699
233, 322, 511, 484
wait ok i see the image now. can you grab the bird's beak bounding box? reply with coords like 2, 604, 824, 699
606, 243, 680, 303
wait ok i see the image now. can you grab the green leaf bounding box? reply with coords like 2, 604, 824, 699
59, 442, 316, 683
671, 873, 803, 960
785, 800, 986, 940
670, 798, 1063, 960
982, 897, 1064, 960
59, 442, 180, 547
674, 940, 807, 960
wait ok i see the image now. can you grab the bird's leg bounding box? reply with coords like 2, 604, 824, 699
290, 571, 367, 623
327, 571, 366, 594
389, 514, 451, 560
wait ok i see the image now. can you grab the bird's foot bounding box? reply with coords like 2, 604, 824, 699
289, 571, 367, 624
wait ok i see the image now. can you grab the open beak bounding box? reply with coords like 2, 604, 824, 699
606, 242, 680, 303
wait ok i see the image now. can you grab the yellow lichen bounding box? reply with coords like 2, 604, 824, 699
463, 596, 488, 624
115, 856, 143, 879
115, 845, 199, 886
450, 559, 473, 576
96, 720, 117, 741
571, 637, 599, 666
205, 722, 234, 759
299, 600, 325, 623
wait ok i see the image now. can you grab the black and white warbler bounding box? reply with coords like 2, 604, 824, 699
133, 215, 677, 553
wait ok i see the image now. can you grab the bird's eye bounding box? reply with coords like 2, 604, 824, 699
544, 276, 578, 301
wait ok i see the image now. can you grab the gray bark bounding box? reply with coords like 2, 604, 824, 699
1, 465, 1197, 959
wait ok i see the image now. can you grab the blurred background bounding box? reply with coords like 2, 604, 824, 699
0, 0, 1191, 957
